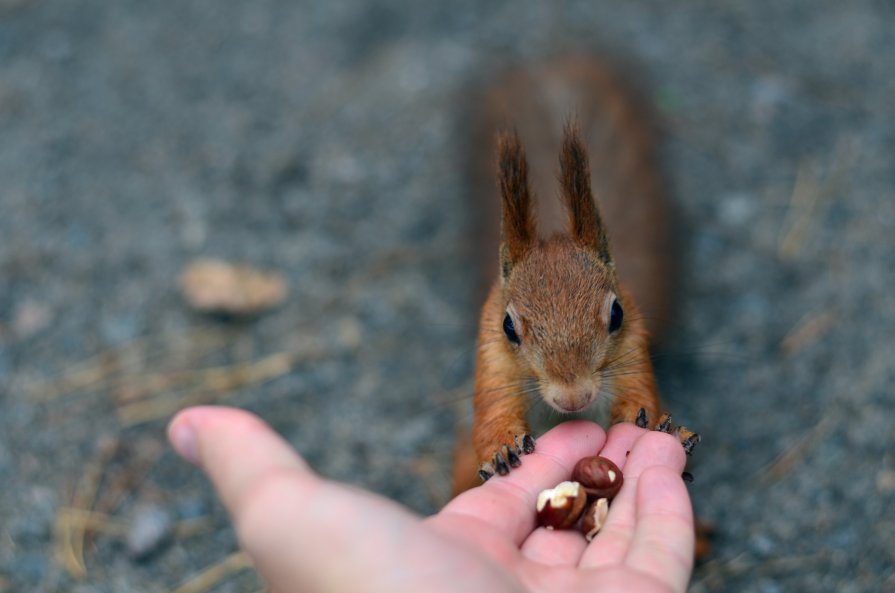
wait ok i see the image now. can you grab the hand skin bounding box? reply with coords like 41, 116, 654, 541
168, 407, 694, 593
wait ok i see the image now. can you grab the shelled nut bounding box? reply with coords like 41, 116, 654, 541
535, 481, 587, 530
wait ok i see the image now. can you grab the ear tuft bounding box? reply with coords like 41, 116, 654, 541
497, 130, 536, 279
559, 121, 612, 262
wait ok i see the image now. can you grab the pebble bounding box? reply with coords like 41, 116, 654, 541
126, 505, 172, 560
11, 301, 52, 339
876, 468, 895, 494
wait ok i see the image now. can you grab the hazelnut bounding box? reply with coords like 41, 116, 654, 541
535, 481, 587, 530
580, 498, 609, 542
572, 456, 623, 500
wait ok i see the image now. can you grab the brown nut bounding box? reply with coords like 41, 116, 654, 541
580, 498, 610, 542
535, 481, 587, 530
572, 456, 623, 500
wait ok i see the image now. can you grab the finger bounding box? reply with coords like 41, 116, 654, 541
517, 423, 633, 566
574, 423, 648, 568
515, 422, 643, 567
519, 423, 644, 569
168, 406, 313, 513
626, 465, 694, 593
167, 407, 427, 591
595, 422, 648, 470
171, 407, 526, 592
434, 421, 605, 546
579, 430, 687, 569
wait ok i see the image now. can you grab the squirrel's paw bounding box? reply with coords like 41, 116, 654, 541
478, 434, 535, 482
638, 408, 702, 456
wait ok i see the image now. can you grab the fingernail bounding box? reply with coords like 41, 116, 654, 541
169, 418, 201, 466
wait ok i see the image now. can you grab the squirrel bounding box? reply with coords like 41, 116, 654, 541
453, 57, 699, 490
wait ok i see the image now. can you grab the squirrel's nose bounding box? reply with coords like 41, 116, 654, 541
554, 397, 589, 413
543, 379, 599, 413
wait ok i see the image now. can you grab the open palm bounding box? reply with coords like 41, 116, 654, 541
169, 408, 693, 593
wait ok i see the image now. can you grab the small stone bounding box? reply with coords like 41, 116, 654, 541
718, 193, 756, 226
336, 316, 363, 350
12, 301, 52, 339
126, 505, 172, 560
876, 468, 895, 495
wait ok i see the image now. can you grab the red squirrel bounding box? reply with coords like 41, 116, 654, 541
454, 57, 699, 489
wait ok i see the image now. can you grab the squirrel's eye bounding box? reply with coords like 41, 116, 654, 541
503, 313, 521, 345
609, 299, 623, 333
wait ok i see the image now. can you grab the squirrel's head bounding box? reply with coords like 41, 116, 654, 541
496, 124, 630, 414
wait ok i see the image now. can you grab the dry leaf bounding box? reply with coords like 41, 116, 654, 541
179, 259, 287, 315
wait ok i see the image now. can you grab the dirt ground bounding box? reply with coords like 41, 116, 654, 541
2, 1, 894, 592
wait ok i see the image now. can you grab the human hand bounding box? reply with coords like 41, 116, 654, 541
168, 407, 693, 593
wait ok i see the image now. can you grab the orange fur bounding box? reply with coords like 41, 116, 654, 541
454, 57, 672, 494
560, 123, 612, 261
453, 55, 705, 559
496, 131, 536, 273
461, 125, 663, 489
469, 245, 661, 477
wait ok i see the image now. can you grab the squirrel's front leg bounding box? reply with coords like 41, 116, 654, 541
608, 363, 700, 455
610, 390, 661, 428
472, 349, 535, 481
472, 399, 534, 481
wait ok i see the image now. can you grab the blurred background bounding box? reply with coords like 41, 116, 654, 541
2, 1, 894, 591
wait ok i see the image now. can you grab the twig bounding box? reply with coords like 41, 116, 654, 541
780, 309, 836, 355
698, 549, 832, 578
167, 551, 253, 593
115, 390, 223, 428
115, 351, 295, 427
778, 159, 822, 260
54, 437, 119, 578
777, 137, 859, 261
172, 517, 214, 539
56, 508, 130, 536
759, 414, 836, 484
30, 329, 227, 401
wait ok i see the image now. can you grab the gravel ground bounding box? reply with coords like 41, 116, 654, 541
2, 1, 894, 592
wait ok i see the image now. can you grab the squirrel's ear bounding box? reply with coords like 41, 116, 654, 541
559, 122, 612, 263
497, 130, 536, 281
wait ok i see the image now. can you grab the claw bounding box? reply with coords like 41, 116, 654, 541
478, 461, 495, 482
656, 413, 673, 433
480, 434, 535, 482
494, 452, 510, 475
682, 471, 694, 483
635, 407, 649, 428
682, 432, 701, 456
521, 434, 535, 454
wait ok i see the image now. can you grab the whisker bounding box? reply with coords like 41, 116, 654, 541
600, 369, 651, 380
594, 345, 648, 377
